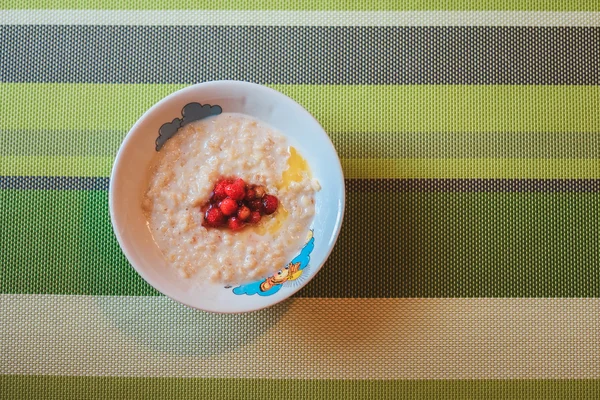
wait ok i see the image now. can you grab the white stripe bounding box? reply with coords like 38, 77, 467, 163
1, 10, 600, 26
2, 295, 599, 379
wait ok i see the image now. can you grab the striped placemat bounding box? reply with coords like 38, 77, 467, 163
1, 1, 599, 399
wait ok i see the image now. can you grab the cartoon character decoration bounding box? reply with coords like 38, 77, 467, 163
260, 261, 301, 292
232, 231, 315, 297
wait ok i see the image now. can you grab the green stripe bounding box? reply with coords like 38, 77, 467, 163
5, 0, 600, 11
0, 156, 114, 177
2, 190, 599, 297
2, 84, 599, 133
0, 130, 125, 157
0, 190, 158, 296
1, 376, 599, 400
4, 130, 600, 159
332, 131, 600, 160
2, 156, 599, 179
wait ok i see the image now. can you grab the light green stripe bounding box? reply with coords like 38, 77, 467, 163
2, 84, 600, 133
5, 0, 600, 11
1, 376, 599, 400
0, 83, 184, 132
2, 156, 599, 179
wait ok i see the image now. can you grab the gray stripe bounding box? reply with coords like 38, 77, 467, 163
3, 176, 599, 192
2, 26, 599, 84
3, 130, 600, 159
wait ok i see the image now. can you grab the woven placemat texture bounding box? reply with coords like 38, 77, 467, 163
1, 2, 600, 399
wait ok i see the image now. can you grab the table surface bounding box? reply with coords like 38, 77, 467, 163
2, 2, 600, 399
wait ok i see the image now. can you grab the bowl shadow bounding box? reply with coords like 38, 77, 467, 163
95, 295, 291, 357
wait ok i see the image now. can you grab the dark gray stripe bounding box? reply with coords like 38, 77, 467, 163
4, 130, 600, 159
2, 26, 599, 84
3, 176, 600, 192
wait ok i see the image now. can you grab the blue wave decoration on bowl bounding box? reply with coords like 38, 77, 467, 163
156, 103, 222, 151
232, 232, 315, 297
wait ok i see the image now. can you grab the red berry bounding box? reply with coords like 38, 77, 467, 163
262, 195, 278, 215
237, 206, 251, 221
219, 198, 238, 216
225, 180, 246, 201
248, 199, 263, 211
249, 211, 261, 224
245, 188, 256, 200
233, 177, 246, 188
204, 207, 225, 227
213, 179, 231, 201
228, 216, 245, 231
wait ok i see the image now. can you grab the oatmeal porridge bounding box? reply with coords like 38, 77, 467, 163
142, 113, 319, 285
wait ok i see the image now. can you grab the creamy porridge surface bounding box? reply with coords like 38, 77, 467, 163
142, 113, 318, 285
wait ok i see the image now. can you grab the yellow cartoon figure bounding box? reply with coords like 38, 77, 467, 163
260, 262, 301, 292
232, 231, 314, 297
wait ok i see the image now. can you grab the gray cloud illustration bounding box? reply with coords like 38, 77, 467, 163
156, 118, 182, 151
155, 103, 223, 151
181, 103, 222, 126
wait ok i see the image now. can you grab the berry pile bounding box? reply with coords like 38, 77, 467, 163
203, 177, 279, 231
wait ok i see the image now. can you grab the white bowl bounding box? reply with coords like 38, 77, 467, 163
109, 81, 345, 313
